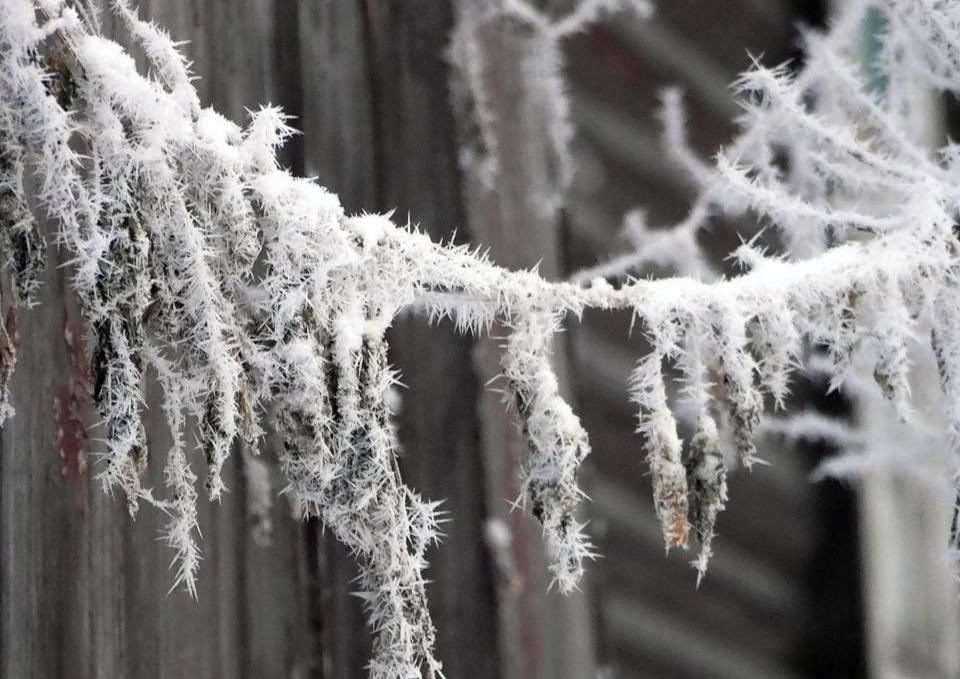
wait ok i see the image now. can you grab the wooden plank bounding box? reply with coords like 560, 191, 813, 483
604, 596, 803, 679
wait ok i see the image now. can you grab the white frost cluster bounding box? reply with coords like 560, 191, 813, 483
502, 311, 594, 592
4, 0, 960, 675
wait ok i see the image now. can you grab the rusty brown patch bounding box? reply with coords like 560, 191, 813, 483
55, 320, 90, 479
0, 306, 17, 400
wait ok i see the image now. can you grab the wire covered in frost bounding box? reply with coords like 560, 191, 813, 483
5, 0, 960, 674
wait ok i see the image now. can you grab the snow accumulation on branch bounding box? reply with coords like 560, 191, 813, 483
3, 0, 960, 675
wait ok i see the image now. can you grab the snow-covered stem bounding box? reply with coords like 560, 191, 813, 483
630, 351, 690, 548
658, 88, 714, 189
448, 0, 652, 215
502, 311, 593, 592
144, 342, 201, 596
675, 329, 727, 581
570, 204, 714, 282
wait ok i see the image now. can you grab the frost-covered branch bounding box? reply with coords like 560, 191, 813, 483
6, 0, 960, 675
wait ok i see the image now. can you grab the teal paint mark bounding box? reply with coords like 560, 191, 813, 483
861, 6, 889, 95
